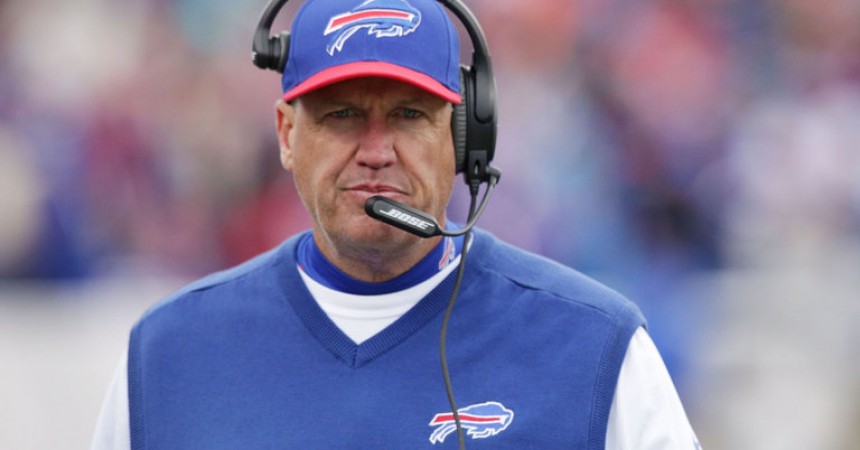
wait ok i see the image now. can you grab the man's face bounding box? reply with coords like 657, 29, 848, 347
276, 77, 456, 263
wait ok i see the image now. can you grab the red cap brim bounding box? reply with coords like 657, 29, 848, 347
282, 61, 462, 104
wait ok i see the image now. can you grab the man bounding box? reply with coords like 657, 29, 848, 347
93, 0, 701, 448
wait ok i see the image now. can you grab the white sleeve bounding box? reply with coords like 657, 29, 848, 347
605, 327, 702, 450
91, 349, 131, 450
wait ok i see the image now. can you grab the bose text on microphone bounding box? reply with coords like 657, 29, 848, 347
365, 196, 443, 238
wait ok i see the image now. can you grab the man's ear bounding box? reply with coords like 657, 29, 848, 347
275, 100, 295, 171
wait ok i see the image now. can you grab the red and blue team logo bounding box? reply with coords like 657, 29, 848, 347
428, 401, 515, 444
437, 236, 456, 270
324, 0, 422, 55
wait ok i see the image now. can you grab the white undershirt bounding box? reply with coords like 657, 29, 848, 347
607, 327, 702, 450
91, 264, 700, 449
300, 257, 461, 344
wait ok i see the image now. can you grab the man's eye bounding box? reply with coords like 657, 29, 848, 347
328, 109, 355, 119
399, 108, 423, 119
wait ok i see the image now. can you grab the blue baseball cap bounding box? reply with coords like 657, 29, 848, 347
282, 0, 461, 104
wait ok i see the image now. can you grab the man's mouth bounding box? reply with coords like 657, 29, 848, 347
346, 183, 406, 197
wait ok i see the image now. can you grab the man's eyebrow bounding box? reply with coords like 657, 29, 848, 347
298, 97, 353, 113
398, 96, 448, 110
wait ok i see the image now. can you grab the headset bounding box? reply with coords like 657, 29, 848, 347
251, 0, 498, 191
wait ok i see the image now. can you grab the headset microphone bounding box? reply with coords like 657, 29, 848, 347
365, 197, 443, 238
364, 166, 500, 239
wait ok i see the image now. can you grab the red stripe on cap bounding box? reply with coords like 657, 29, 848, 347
326, 10, 414, 33
282, 61, 461, 104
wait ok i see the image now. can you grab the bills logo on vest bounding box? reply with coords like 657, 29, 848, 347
428, 401, 515, 444
324, 0, 422, 55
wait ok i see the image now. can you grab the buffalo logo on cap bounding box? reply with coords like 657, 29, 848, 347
324, 0, 422, 55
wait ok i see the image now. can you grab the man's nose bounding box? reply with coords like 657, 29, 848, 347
355, 117, 396, 169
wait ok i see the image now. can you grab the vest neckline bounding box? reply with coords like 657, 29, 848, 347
277, 232, 477, 368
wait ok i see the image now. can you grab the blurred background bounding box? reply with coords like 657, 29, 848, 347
1, 0, 859, 448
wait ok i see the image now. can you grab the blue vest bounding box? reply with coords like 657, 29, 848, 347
129, 229, 644, 449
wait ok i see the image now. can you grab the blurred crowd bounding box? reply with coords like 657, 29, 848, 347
2, 0, 860, 447
2, 0, 858, 277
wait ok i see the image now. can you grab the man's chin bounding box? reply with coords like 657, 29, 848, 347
351, 216, 417, 245
320, 214, 413, 250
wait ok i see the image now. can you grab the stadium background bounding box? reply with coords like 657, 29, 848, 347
1, 0, 859, 448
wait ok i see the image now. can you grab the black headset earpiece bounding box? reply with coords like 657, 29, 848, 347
257, 31, 290, 73
253, 0, 497, 188
441, 0, 498, 189
252, 0, 290, 72
451, 69, 469, 179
